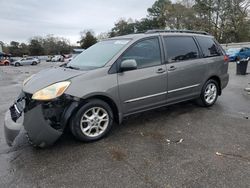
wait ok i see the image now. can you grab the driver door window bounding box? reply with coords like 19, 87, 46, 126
121, 38, 161, 69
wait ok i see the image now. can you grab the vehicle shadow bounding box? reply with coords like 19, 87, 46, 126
52, 100, 202, 149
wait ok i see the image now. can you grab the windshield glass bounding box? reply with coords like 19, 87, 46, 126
226, 48, 240, 54
67, 39, 130, 70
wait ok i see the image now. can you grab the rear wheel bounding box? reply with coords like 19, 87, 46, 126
70, 99, 114, 142
32, 61, 37, 65
196, 79, 219, 107
4, 62, 9, 66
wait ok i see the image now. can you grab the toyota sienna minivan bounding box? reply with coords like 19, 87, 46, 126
4, 30, 229, 147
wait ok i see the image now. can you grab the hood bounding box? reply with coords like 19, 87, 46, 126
23, 66, 86, 94
13, 60, 20, 63
227, 52, 238, 56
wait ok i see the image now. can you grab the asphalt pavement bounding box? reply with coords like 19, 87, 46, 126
0, 62, 249, 188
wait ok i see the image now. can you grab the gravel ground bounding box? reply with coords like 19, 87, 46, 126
0, 62, 249, 188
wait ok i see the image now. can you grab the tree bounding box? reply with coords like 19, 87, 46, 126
223, 0, 250, 42
147, 0, 172, 28
194, 0, 250, 42
29, 37, 44, 56
79, 30, 97, 49
96, 32, 109, 41
8, 41, 23, 56
109, 19, 136, 37
19, 43, 29, 55
134, 18, 160, 32
147, 0, 197, 30
42, 35, 72, 55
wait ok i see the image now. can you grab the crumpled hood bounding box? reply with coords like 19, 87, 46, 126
23, 67, 86, 94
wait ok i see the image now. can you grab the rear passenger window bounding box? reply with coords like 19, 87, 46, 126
196, 36, 222, 57
164, 36, 199, 63
121, 38, 161, 69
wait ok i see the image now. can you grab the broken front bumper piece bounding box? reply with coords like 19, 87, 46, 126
4, 110, 23, 146
4, 92, 77, 147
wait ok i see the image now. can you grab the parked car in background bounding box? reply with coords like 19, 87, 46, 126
226, 48, 241, 61
51, 55, 64, 62
0, 58, 10, 66
4, 30, 229, 147
226, 47, 250, 61
11, 57, 40, 66
0, 52, 11, 66
46, 55, 53, 62
237, 47, 250, 60
64, 54, 79, 64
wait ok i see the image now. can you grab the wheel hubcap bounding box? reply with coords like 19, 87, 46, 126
80, 107, 109, 137
204, 83, 217, 104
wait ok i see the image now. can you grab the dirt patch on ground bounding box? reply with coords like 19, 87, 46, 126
109, 147, 127, 161
142, 131, 165, 141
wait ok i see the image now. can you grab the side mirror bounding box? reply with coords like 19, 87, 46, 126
120, 59, 137, 72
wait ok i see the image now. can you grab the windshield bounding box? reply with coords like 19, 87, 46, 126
67, 39, 130, 70
226, 48, 240, 54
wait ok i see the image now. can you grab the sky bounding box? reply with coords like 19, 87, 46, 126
0, 0, 156, 45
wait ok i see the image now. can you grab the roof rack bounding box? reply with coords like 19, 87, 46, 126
145, 29, 210, 35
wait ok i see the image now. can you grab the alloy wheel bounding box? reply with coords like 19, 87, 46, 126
204, 83, 217, 104
80, 107, 109, 137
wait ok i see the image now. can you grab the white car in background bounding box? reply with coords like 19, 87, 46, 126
11, 57, 40, 66
64, 54, 79, 64
51, 55, 64, 62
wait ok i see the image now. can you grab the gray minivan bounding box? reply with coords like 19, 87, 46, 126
4, 30, 229, 147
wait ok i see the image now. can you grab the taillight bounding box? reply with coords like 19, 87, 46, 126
224, 55, 229, 62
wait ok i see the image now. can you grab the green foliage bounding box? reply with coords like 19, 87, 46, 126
29, 37, 44, 56
42, 35, 71, 55
79, 30, 97, 49
109, 19, 136, 37
109, 0, 250, 43
4, 36, 72, 56
148, 0, 172, 28
8, 41, 26, 56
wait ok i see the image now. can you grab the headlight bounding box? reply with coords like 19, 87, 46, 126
23, 74, 34, 86
32, 81, 71, 101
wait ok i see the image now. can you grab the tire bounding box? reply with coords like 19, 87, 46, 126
196, 79, 219, 107
4, 62, 9, 66
70, 99, 114, 142
15, 62, 21, 67
32, 61, 37, 65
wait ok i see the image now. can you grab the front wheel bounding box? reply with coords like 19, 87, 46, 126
15, 62, 21, 67
70, 99, 114, 142
196, 79, 219, 107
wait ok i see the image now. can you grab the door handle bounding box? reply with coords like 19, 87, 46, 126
156, 68, 166, 74
168, 66, 176, 71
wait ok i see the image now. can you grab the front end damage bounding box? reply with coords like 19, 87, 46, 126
4, 92, 79, 147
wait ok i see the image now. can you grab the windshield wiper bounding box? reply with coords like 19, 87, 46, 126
65, 65, 80, 70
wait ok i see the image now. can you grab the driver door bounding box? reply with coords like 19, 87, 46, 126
117, 37, 167, 115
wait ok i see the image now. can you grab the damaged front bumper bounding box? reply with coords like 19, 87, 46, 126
4, 92, 79, 147
4, 110, 24, 146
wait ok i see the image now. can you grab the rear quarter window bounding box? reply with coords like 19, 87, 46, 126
196, 36, 223, 57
